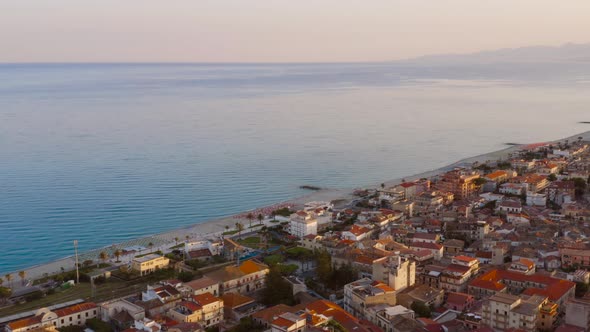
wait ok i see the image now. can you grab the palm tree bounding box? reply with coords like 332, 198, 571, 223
5, 274, 12, 289
18, 271, 26, 286
381, 183, 385, 189
114, 249, 122, 262
185, 235, 190, 242
174, 237, 179, 246
99, 251, 108, 267
148, 242, 154, 252
246, 213, 254, 228
235, 222, 244, 238
257, 213, 263, 225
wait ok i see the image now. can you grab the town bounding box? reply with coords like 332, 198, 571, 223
1, 138, 590, 332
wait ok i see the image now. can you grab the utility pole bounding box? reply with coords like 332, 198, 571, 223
74, 240, 80, 285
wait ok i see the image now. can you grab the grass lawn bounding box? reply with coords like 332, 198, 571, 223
169, 243, 185, 249
222, 230, 238, 235
249, 224, 264, 229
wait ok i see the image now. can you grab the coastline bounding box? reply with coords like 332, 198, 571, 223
6, 129, 590, 284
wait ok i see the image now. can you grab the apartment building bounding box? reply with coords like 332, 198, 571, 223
131, 254, 170, 276
440, 255, 480, 293
343, 278, 396, 319
372, 255, 416, 293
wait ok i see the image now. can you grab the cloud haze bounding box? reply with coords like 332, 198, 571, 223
1, 0, 590, 62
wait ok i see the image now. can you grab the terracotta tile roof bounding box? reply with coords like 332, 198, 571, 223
184, 276, 218, 291
192, 292, 221, 306
8, 315, 43, 330
453, 255, 477, 263
252, 304, 293, 323
179, 301, 202, 312
272, 317, 296, 328
221, 292, 254, 308
410, 242, 443, 250
54, 302, 97, 317
239, 260, 268, 275
446, 292, 473, 306
485, 170, 508, 180
347, 225, 371, 236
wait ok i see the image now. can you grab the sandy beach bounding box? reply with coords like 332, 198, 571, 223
9, 129, 590, 285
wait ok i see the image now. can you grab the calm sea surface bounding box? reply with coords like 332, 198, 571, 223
1, 62, 589, 274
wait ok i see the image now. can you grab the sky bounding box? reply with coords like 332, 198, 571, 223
1, 0, 590, 63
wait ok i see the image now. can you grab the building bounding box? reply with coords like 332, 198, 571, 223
343, 278, 397, 319
444, 292, 474, 312
342, 225, 372, 241
559, 245, 590, 268
6, 303, 98, 332
183, 276, 220, 296
270, 312, 306, 332
205, 260, 269, 294
289, 211, 318, 238
508, 258, 536, 275
190, 293, 224, 327
565, 298, 590, 331
499, 183, 527, 196
547, 181, 576, 206
409, 241, 443, 260
436, 169, 481, 200
372, 254, 416, 293
468, 269, 575, 309
99, 299, 145, 331
443, 239, 465, 257
221, 292, 260, 321
439, 255, 480, 293
396, 285, 444, 309
365, 304, 415, 332
497, 198, 523, 214
481, 293, 554, 332
131, 254, 170, 276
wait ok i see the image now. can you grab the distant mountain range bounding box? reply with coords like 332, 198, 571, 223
401, 43, 590, 65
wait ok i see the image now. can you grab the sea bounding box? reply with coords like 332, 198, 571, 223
1, 61, 590, 274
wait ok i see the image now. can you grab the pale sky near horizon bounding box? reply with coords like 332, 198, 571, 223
1, 0, 590, 63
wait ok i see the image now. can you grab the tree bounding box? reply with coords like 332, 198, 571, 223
261, 266, 294, 306
572, 177, 588, 197
225, 225, 230, 232
411, 301, 432, 318
0, 287, 12, 304
246, 213, 254, 228
148, 242, 154, 252
257, 213, 263, 225
174, 237, 179, 246
236, 222, 244, 238
315, 249, 333, 284
114, 250, 122, 262
0, 278, 2, 288
381, 183, 385, 189
99, 251, 108, 267
83, 260, 93, 268
177, 271, 194, 282
18, 271, 26, 286
547, 173, 557, 182
4, 274, 12, 289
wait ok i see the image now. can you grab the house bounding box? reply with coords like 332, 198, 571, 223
188, 293, 224, 327
409, 241, 443, 260
481, 293, 554, 332
499, 183, 527, 196
342, 225, 372, 241
364, 304, 415, 332
411, 233, 440, 244
183, 276, 220, 296
508, 258, 536, 275
497, 198, 522, 214
131, 254, 170, 276
396, 285, 444, 309
444, 292, 474, 312
526, 192, 547, 207
439, 255, 480, 293
443, 239, 465, 256
99, 299, 145, 331
6, 303, 98, 332
221, 292, 260, 321
205, 260, 269, 294
547, 181, 576, 206
270, 312, 306, 332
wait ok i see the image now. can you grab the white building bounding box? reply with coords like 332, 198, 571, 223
289, 211, 318, 238
526, 192, 547, 207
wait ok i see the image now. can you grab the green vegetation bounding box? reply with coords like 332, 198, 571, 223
263, 254, 284, 266
169, 243, 185, 249
285, 247, 313, 259
547, 173, 557, 181
572, 177, 588, 197
315, 249, 358, 290
177, 271, 195, 282
497, 161, 512, 170
226, 317, 264, 332
85, 318, 113, 332
473, 178, 487, 186
272, 207, 294, 217
58, 326, 84, 332
261, 266, 295, 306
222, 230, 238, 235
411, 301, 432, 318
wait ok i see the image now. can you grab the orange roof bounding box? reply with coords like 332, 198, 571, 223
272, 317, 296, 328
347, 225, 371, 236
8, 316, 43, 330
239, 260, 268, 275
192, 292, 221, 306
454, 255, 477, 263
371, 281, 395, 292
179, 301, 202, 312
516, 258, 535, 269
221, 292, 254, 308
54, 302, 97, 317
486, 171, 508, 180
